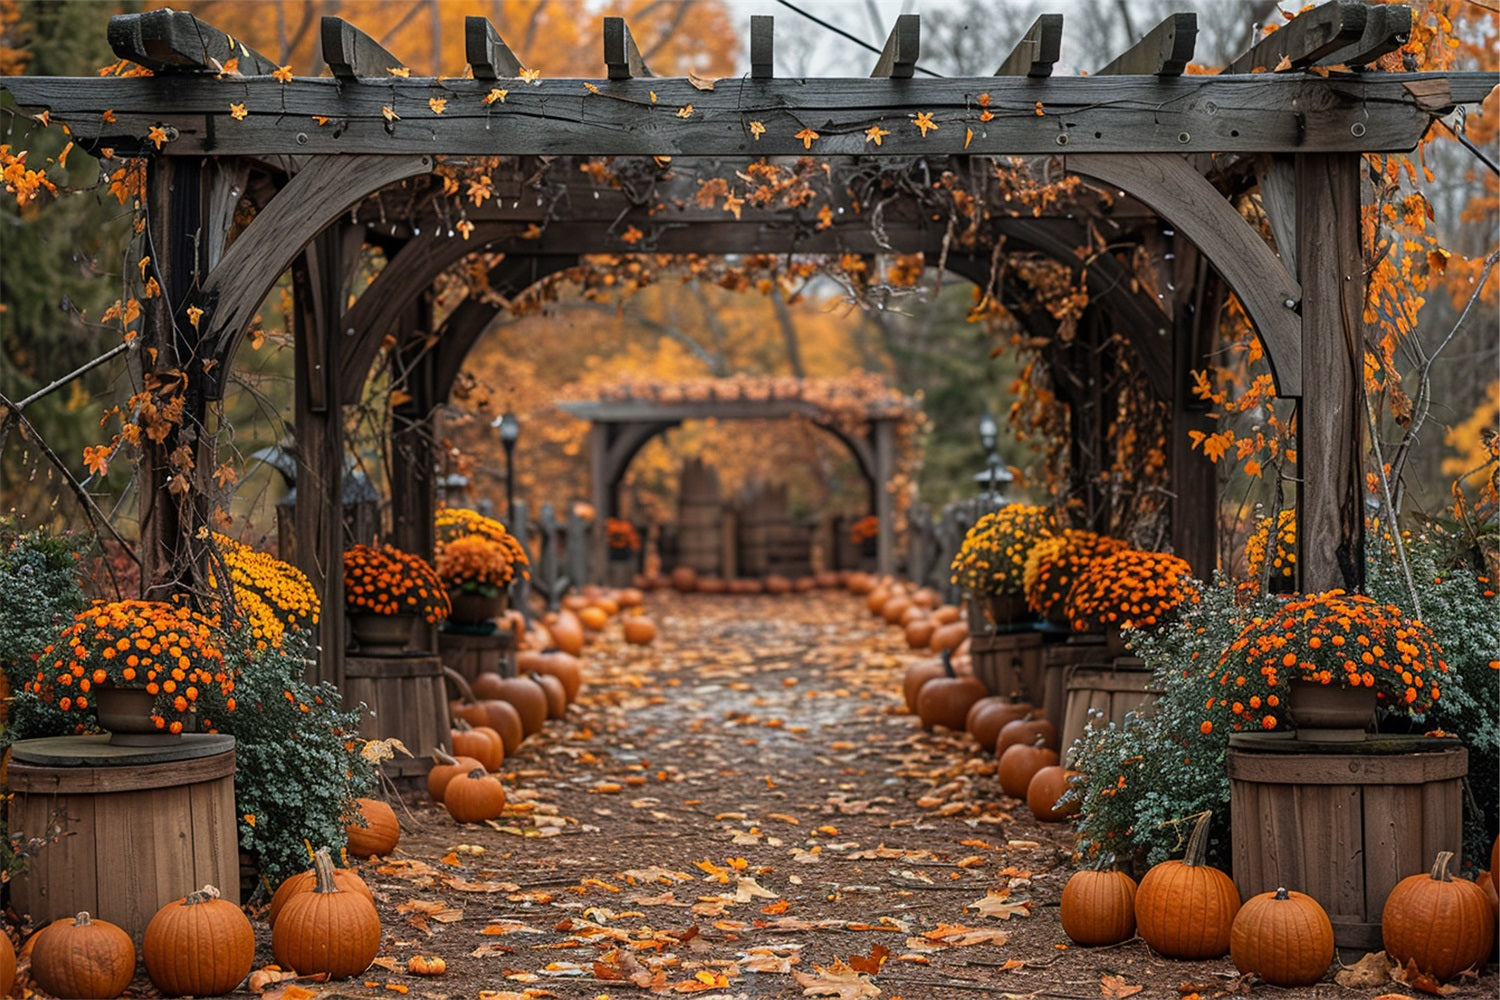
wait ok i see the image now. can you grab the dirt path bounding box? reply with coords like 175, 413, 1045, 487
330, 591, 1493, 999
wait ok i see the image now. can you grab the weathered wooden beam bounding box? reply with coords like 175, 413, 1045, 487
321, 15, 409, 79
108, 10, 281, 76
1221, 0, 1368, 75
604, 17, 653, 80
1095, 12, 1197, 76
465, 17, 524, 80
7, 73, 1483, 158
871, 14, 920, 79
1317, 3, 1412, 69
993, 14, 1063, 78
751, 15, 774, 80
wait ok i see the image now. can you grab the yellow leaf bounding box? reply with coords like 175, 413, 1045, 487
186, 305, 204, 329
456, 219, 474, 240
382, 106, 400, 123
688, 73, 716, 91
650, 90, 658, 103
677, 104, 694, 119
520, 67, 541, 84
389, 389, 413, 406
912, 111, 937, 137
864, 125, 889, 146
230, 102, 248, 121
583, 82, 599, 94
749, 120, 765, 140
795, 127, 819, 149
1273, 54, 1292, 71
147, 125, 169, 149
964, 127, 973, 150
387, 66, 410, 77
428, 98, 447, 114
483, 88, 509, 104
1034, 101, 1045, 116
273, 65, 293, 83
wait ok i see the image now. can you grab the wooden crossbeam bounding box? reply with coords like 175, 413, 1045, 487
1221, 0, 1368, 75
1317, 4, 1413, 69
107, 9, 279, 75
871, 14, 920, 79
993, 14, 1063, 78
605, 17, 653, 80
465, 17, 524, 80
1095, 12, 1197, 76
751, 15, 774, 80
321, 16, 408, 79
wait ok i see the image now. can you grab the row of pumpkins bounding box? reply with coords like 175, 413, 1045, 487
656, 566, 854, 596
853, 576, 1500, 987
4, 588, 663, 999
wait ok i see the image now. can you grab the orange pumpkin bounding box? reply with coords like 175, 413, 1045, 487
144, 885, 255, 997
445, 767, 509, 822
1026, 764, 1080, 822
520, 650, 583, 702
544, 610, 585, 655
916, 675, 988, 731
0, 930, 13, 999
965, 698, 1033, 754
904, 618, 936, 649
623, 616, 658, 645
928, 621, 968, 652
269, 860, 373, 926
997, 740, 1058, 798
345, 797, 400, 857
273, 848, 381, 978
996, 716, 1059, 756
578, 605, 610, 631
1382, 850, 1496, 981
1229, 887, 1334, 987
428, 748, 485, 804
450, 722, 505, 771
1060, 869, 1138, 946
30, 911, 136, 999
531, 671, 567, 719
902, 658, 947, 714
1136, 812, 1241, 959
670, 566, 698, 592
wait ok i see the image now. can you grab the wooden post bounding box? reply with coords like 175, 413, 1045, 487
1295, 153, 1365, 593
874, 418, 896, 576
588, 422, 610, 582
390, 297, 437, 561
1171, 247, 1223, 577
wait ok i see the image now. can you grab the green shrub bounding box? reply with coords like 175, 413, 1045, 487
215, 630, 376, 887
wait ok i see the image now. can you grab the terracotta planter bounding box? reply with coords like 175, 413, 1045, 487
347, 612, 416, 655
94, 683, 182, 746
1285, 678, 1377, 742
448, 591, 506, 625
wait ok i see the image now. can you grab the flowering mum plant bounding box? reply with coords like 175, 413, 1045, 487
434, 507, 529, 585
950, 504, 1055, 597
1066, 548, 1195, 633
343, 544, 450, 623
1206, 589, 1448, 733
213, 533, 320, 632
435, 534, 515, 597
1243, 510, 1296, 589
26, 599, 235, 735
606, 518, 641, 552
1023, 529, 1126, 622
849, 515, 879, 546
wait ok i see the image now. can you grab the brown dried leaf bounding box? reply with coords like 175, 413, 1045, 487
1100, 973, 1144, 998
792, 959, 881, 999
1391, 958, 1459, 995
1335, 950, 1392, 987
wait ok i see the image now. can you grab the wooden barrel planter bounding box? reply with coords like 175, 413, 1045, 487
343, 654, 450, 779
1060, 657, 1161, 752
438, 630, 516, 682
1227, 734, 1467, 951
969, 630, 1043, 700
7, 734, 239, 943
1039, 637, 1109, 737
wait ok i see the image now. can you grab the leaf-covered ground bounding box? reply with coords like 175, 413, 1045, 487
44, 588, 1498, 999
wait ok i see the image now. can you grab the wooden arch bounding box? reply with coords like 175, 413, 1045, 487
4, 4, 1488, 686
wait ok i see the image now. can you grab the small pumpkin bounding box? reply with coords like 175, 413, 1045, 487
997, 738, 1058, 799
543, 609, 585, 655
928, 620, 968, 652
916, 674, 988, 731
670, 566, 698, 592
531, 671, 567, 719
1060, 868, 1138, 946
428, 747, 485, 804
345, 796, 400, 857
623, 615, 658, 645
269, 858, 374, 926
1026, 764, 1080, 822
449, 720, 505, 771
1229, 887, 1334, 987
996, 716, 1059, 756
765, 574, 793, 594
881, 595, 912, 624
477, 675, 548, 736
144, 884, 255, 997
407, 954, 447, 975
930, 605, 963, 625
445, 767, 509, 823
520, 649, 583, 702
272, 847, 381, 977
1382, 850, 1496, 981
965, 698, 1033, 754
578, 605, 610, 631
1135, 811, 1241, 959
904, 617, 936, 649
902, 658, 948, 713
0, 930, 13, 999
30, 911, 136, 1000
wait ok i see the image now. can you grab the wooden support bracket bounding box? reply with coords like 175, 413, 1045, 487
1095, 12, 1197, 76
107, 10, 279, 75
1221, 0, 1368, 74
750, 15, 774, 80
993, 14, 1062, 78
604, 17, 653, 80
321, 15, 408, 78
871, 14, 920, 79
465, 17, 524, 79
1317, 4, 1412, 68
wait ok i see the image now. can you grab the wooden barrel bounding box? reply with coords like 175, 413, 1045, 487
1061, 658, 1160, 751
1227, 735, 1467, 950
969, 631, 1043, 699
343, 654, 450, 778
438, 630, 516, 682
677, 458, 723, 575
1039, 638, 1109, 735
7, 734, 239, 943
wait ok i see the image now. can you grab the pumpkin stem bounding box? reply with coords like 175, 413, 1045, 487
1274, 886, 1290, 900
74, 911, 93, 925
433, 746, 460, 766
311, 847, 342, 894
1429, 850, 1455, 882
184, 885, 223, 905
466, 767, 488, 780
453, 717, 474, 732
940, 648, 956, 678
1182, 810, 1213, 868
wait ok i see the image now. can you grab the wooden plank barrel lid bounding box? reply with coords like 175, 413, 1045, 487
1227, 733, 1466, 784
9, 733, 235, 793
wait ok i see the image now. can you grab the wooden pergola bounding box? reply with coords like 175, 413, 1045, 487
3, 3, 1491, 687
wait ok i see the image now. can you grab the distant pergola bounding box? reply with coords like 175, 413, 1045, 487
3, 3, 1490, 686
559, 384, 919, 574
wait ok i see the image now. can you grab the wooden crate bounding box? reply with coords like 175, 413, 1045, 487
438, 630, 516, 682
344, 654, 450, 777
1060, 657, 1160, 752
7, 734, 239, 943
1227, 735, 1466, 950
969, 631, 1043, 700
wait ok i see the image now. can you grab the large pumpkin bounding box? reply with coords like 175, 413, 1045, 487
445, 767, 509, 823
269, 860, 374, 926
1135, 812, 1241, 959
428, 748, 485, 804
997, 740, 1058, 798
144, 885, 255, 997
344, 796, 400, 857
965, 698, 1033, 754
273, 848, 381, 977
1382, 850, 1496, 981
916, 675, 988, 731
1060, 869, 1137, 946
30, 911, 136, 1000
476, 675, 548, 736
1229, 887, 1334, 987
1026, 764, 1080, 822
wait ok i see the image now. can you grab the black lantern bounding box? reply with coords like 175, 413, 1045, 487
977, 410, 1010, 505
495, 412, 520, 519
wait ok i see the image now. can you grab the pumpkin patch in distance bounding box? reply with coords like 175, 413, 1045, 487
144, 885, 255, 997
578, 605, 610, 631
1382, 850, 1496, 981
1229, 887, 1334, 987
543, 609, 585, 654
531, 671, 567, 719
30, 911, 136, 1000
344, 797, 400, 856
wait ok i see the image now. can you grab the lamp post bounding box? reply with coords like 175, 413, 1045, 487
978, 410, 1003, 505
495, 412, 520, 519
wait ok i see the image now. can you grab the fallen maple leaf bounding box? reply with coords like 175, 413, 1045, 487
846, 944, 890, 974
967, 889, 1031, 920
1100, 973, 1143, 998
1391, 957, 1459, 995
793, 959, 880, 999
